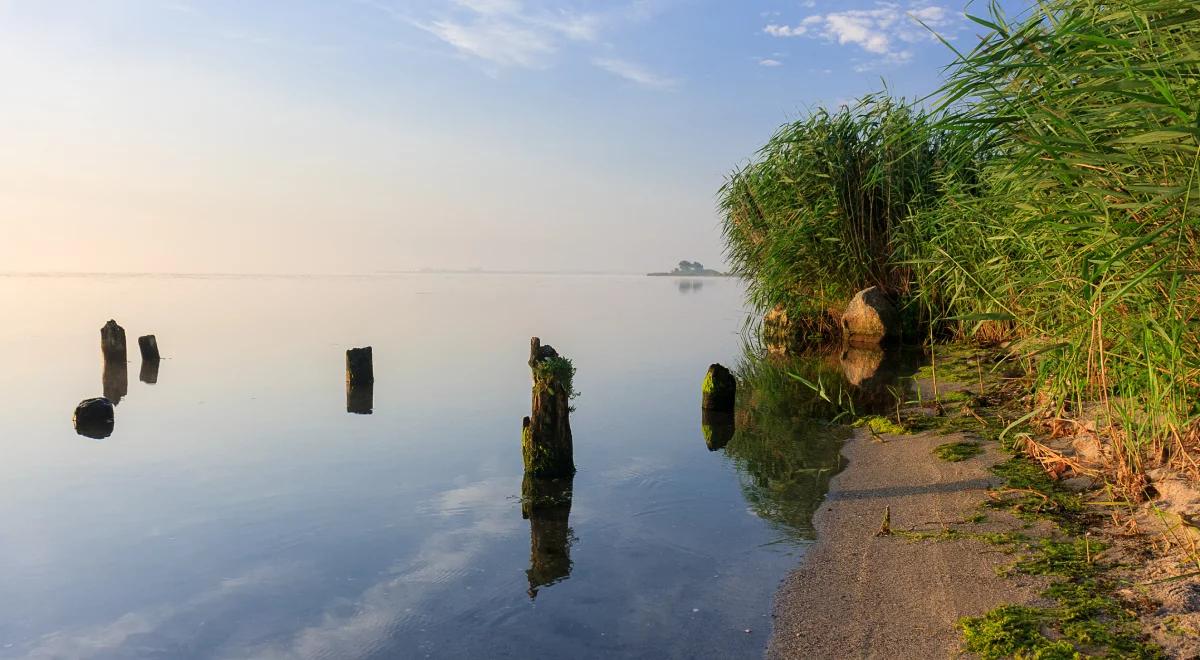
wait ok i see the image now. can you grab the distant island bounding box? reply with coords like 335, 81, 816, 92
648, 260, 729, 277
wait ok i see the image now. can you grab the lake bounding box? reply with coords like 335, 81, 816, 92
0, 273, 862, 659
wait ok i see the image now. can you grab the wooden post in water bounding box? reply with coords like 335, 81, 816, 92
138, 335, 160, 361
346, 347, 374, 414
100, 320, 127, 362
522, 337, 575, 478
73, 397, 115, 439
701, 363, 736, 412
346, 347, 374, 385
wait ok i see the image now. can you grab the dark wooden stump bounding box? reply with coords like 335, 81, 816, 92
346, 347, 374, 386
346, 382, 373, 415
138, 335, 160, 361
701, 409, 736, 452
521, 473, 574, 599
74, 397, 114, 439
701, 363, 736, 412
522, 337, 575, 478
102, 358, 128, 405
100, 320, 127, 362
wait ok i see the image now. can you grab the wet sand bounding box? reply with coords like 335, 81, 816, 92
768, 428, 1050, 659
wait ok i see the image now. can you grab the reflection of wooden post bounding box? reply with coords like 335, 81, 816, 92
522, 337, 575, 478
347, 382, 374, 415
346, 347, 374, 385
100, 320, 127, 362
138, 335, 160, 361
102, 358, 128, 404
701, 363, 736, 412
522, 474, 574, 599
139, 358, 160, 385
702, 409, 735, 452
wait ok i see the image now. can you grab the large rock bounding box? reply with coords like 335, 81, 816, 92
841, 287, 899, 345
73, 397, 114, 439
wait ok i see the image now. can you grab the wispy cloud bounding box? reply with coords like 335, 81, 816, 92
362, 1, 677, 89
423, 17, 556, 68
757, 58, 783, 67
763, 2, 957, 69
593, 57, 678, 90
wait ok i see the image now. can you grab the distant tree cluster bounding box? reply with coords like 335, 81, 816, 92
675, 261, 705, 274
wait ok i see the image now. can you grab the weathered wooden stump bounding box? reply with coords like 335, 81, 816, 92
346, 382, 373, 415
701, 363, 736, 412
73, 397, 114, 439
701, 409, 736, 452
102, 358, 128, 404
139, 358, 160, 385
521, 473, 574, 599
100, 320, 127, 362
522, 337, 575, 478
138, 335, 160, 361
346, 347, 374, 386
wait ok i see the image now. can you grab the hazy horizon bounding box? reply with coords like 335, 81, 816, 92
1, 0, 1024, 275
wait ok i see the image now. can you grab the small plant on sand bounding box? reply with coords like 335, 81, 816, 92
934, 441, 983, 462
853, 415, 908, 435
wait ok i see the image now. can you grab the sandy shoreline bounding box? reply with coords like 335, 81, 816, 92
767, 426, 1050, 659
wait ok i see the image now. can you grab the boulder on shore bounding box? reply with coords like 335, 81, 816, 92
841, 287, 899, 345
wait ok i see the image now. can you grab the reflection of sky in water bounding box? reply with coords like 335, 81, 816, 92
0, 274, 822, 659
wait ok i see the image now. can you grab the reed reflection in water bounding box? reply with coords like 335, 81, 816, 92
720, 343, 924, 538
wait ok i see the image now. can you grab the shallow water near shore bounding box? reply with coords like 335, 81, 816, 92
0, 274, 912, 659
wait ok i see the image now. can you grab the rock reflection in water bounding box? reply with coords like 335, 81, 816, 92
346, 382, 373, 415
521, 473, 574, 599
721, 344, 922, 537
701, 409, 735, 451
139, 359, 160, 385
677, 279, 704, 294
102, 359, 128, 404
838, 345, 911, 413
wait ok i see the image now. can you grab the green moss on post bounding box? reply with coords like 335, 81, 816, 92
522, 337, 575, 478
701, 363, 736, 412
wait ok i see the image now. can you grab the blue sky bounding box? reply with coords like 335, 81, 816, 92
0, 0, 1027, 274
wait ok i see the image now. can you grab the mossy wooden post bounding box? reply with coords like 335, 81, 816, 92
701, 363, 736, 413
522, 337, 575, 478
100, 320, 127, 362
138, 335, 160, 361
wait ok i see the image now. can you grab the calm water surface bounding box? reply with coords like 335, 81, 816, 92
0, 274, 868, 659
